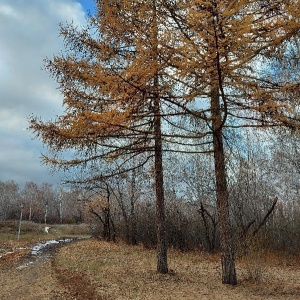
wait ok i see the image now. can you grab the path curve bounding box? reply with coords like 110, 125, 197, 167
0, 242, 74, 299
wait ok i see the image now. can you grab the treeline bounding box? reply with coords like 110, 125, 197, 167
83, 129, 300, 254
0, 181, 83, 224
1, 130, 299, 254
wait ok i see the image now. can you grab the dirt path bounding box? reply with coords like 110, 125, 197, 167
0, 251, 70, 300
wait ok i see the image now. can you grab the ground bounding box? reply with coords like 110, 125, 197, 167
0, 251, 69, 299
1, 239, 299, 300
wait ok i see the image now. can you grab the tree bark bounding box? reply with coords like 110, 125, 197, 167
199, 203, 217, 252
153, 91, 168, 274
152, 0, 168, 274
103, 207, 111, 241
211, 86, 237, 285
130, 169, 137, 245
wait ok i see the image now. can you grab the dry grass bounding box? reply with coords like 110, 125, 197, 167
0, 221, 91, 265
54, 240, 300, 300
0, 221, 91, 242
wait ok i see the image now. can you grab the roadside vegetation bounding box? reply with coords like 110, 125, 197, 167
53, 239, 300, 300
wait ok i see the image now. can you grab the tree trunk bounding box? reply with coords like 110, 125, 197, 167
211, 86, 237, 285
199, 203, 217, 252
152, 0, 168, 274
29, 201, 32, 221
103, 207, 111, 241
44, 203, 48, 226
130, 170, 137, 245
153, 87, 168, 274
104, 185, 111, 241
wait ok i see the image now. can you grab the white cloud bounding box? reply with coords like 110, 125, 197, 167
0, 3, 21, 19
0, 0, 86, 186
49, 1, 85, 25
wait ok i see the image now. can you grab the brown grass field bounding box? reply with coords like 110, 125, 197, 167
54, 240, 300, 300
0, 222, 299, 299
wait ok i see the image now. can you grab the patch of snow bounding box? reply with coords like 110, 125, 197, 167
16, 261, 34, 270
31, 238, 73, 255
31, 240, 59, 255
15, 247, 28, 251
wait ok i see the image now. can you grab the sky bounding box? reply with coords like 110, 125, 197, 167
0, 0, 95, 187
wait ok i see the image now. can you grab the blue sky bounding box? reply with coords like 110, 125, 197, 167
0, 0, 96, 187
78, 0, 95, 14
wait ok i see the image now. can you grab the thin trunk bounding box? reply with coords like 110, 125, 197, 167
110, 215, 116, 242
29, 201, 32, 221
153, 92, 168, 273
152, 0, 168, 274
114, 187, 130, 243
17, 205, 23, 241
124, 215, 130, 244
130, 204, 137, 245
130, 169, 137, 245
103, 207, 110, 241
44, 203, 48, 226
124, 214, 130, 244
104, 185, 111, 241
199, 203, 217, 252
211, 86, 237, 285
59, 201, 63, 224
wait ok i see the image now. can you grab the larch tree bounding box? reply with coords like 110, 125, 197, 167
29, 0, 203, 274
163, 0, 300, 284
30, 0, 165, 273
